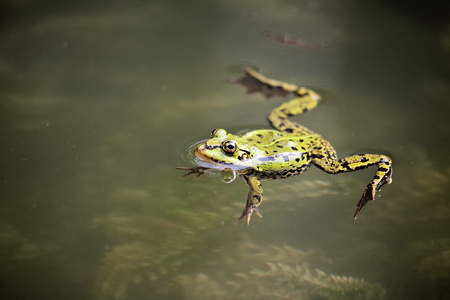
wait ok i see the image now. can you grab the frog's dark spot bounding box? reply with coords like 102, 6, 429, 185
205, 145, 221, 150
264, 151, 269, 154
256, 141, 261, 144
354, 164, 372, 171
291, 146, 298, 151
340, 161, 350, 170
373, 175, 380, 180
277, 145, 283, 148
312, 153, 324, 159
285, 128, 294, 133
378, 167, 388, 172
273, 150, 278, 153
295, 158, 300, 162
257, 134, 263, 138
360, 156, 369, 162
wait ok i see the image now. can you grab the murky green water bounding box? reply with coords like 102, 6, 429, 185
1, 1, 449, 299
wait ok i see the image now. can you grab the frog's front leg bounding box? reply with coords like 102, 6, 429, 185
235, 175, 264, 225
176, 167, 215, 178
312, 150, 393, 219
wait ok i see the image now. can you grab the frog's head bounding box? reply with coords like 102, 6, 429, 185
195, 129, 253, 170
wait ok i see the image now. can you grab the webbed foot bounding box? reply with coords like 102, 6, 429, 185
176, 167, 213, 179
235, 206, 263, 226
354, 173, 393, 219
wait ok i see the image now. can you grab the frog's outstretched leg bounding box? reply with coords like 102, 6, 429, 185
235, 67, 322, 136
235, 175, 264, 225
311, 152, 393, 218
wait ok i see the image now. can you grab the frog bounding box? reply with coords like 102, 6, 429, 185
178, 68, 393, 225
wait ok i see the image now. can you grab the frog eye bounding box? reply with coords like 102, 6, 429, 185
223, 140, 238, 155
211, 128, 227, 138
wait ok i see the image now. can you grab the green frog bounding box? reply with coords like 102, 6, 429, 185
178, 68, 392, 225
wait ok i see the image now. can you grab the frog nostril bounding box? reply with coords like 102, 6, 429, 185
204, 142, 214, 150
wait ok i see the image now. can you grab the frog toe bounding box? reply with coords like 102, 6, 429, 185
235, 206, 263, 225
176, 167, 210, 179
377, 173, 393, 191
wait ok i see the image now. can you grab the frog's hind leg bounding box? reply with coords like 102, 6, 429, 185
235, 67, 322, 135
312, 147, 393, 219
268, 91, 321, 135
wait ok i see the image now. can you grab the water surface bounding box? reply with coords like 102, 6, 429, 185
1, 1, 449, 299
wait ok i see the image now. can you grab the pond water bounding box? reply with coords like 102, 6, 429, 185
1, 0, 449, 299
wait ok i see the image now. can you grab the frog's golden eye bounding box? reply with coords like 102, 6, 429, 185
223, 140, 238, 155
